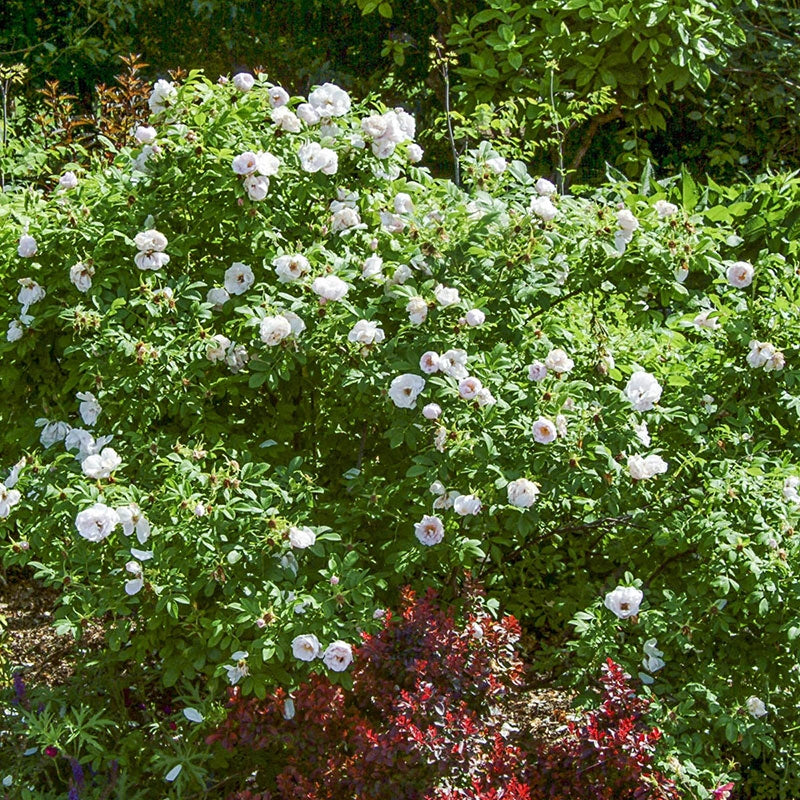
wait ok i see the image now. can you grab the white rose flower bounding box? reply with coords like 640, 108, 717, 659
348, 319, 385, 346
362, 255, 383, 279
556, 414, 568, 437
406, 296, 428, 325
0, 483, 22, 519
434, 284, 460, 307
535, 177, 557, 196
527, 361, 548, 382
322, 640, 353, 672
465, 309, 485, 327
273, 254, 309, 283
486, 156, 507, 174
308, 83, 351, 118
244, 174, 269, 201
148, 79, 177, 114
288, 526, 316, 549
458, 376, 482, 400
392, 264, 413, 285
82, 447, 122, 479
260, 315, 293, 346
627, 454, 668, 480
134, 125, 157, 143
434, 426, 448, 452
117, 504, 151, 543
642, 638, 665, 673
453, 494, 482, 516
134, 229, 170, 271
654, 199, 678, 218
692, 309, 720, 330
746, 696, 768, 718
633, 421, 651, 447
476, 387, 496, 406
272, 106, 302, 132
59, 171, 78, 189
422, 403, 442, 420
37, 420, 71, 448
77, 391, 101, 426
331, 207, 362, 232
380, 211, 405, 233
292, 634, 322, 662
394, 193, 414, 214
625, 371, 662, 412
604, 586, 643, 619
206, 287, 230, 308
206, 334, 231, 363
311, 275, 349, 301
617, 209, 640, 233
532, 417, 557, 444
225, 343, 249, 373
224, 262, 255, 295
764, 349, 785, 372
507, 478, 539, 508
782, 476, 800, 504
389, 374, 425, 409
75, 503, 121, 542
439, 349, 469, 380
414, 514, 445, 546
232, 72, 255, 92
747, 340, 770, 368
434, 489, 460, 511
7, 320, 24, 342
297, 102, 321, 125
17, 278, 45, 309
17, 234, 38, 258
726, 261, 754, 288
407, 143, 424, 163
224, 651, 250, 685
69, 262, 94, 292
419, 351, 440, 374
232, 151, 258, 175
266, 86, 289, 107
545, 348, 574, 375
530, 196, 558, 222
283, 311, 306, 336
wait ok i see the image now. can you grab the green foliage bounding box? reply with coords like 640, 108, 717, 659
1, 73, 800, 797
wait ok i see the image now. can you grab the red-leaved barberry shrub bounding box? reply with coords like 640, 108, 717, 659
212, 592, 686, 800
211, 587, 527, 800
525, 658, 682, 800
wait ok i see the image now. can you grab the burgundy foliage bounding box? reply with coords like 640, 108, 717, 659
212, 589, 687, 800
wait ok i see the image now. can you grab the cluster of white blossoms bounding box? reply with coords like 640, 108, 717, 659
427, 482, 482, 517
288, 526, 316, 549
260, 312, 305, 347
231, 150, 280, 201
205, 334, 249, 373
604, 585, 644, 619
627, 453, 668, 481
7, 270, 43, 341
134, 229, 170, 271
747, 340, 785, 372
654, 199, 678, 218
299, 141, 338, 175
291, 634, 353, 672
361, 108, 415, 159
82, 447, 122, 479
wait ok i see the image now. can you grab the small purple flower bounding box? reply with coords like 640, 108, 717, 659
12, 672, 27, 707
70, 759, 85, 787
68, 788, 80, 800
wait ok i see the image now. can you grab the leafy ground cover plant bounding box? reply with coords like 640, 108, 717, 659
0, 70, 798, 796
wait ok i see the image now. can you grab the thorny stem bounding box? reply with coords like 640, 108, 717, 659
436, 42, 461, 187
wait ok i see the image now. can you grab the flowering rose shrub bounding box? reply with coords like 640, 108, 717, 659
0, 70, 799, 794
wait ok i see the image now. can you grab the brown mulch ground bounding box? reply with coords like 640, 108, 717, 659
1, 569, 105, 686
